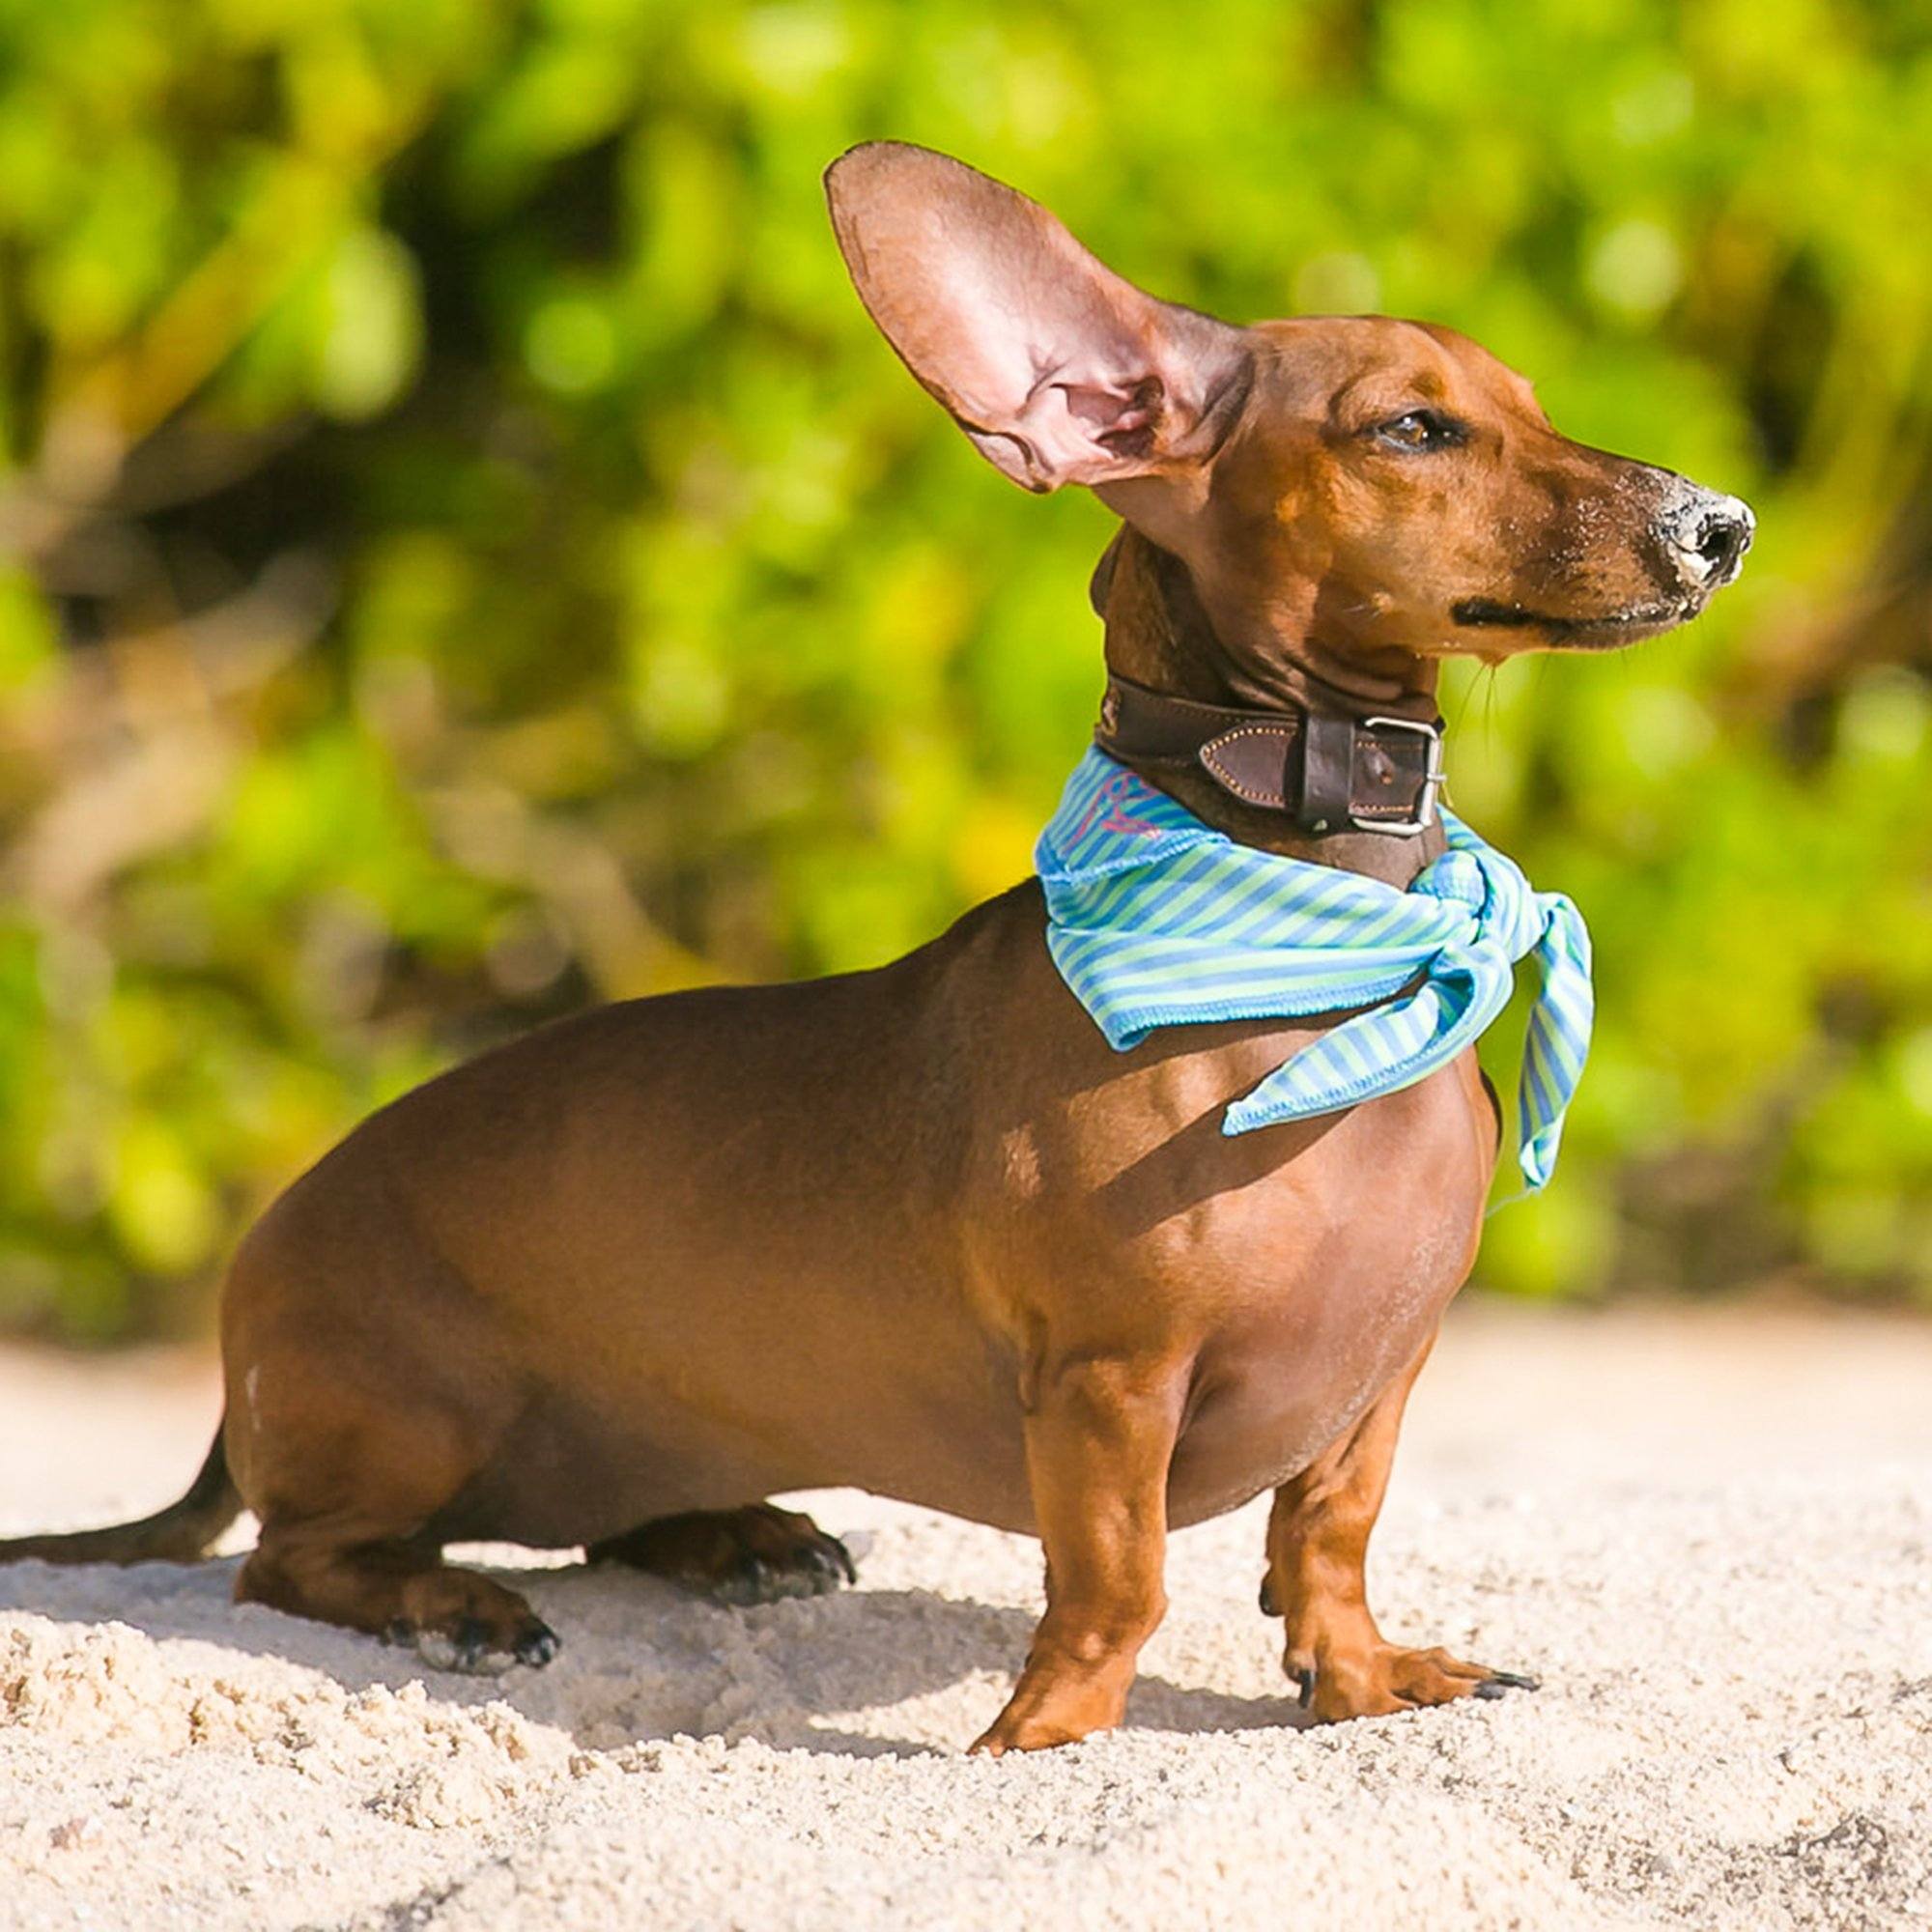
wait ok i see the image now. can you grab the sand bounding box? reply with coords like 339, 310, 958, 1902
2, 1300, 1929, 1931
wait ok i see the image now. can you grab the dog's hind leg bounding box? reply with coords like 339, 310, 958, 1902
1259, 1332, 1534, 1721
230, 1364, 560, 1674
588, 1503, 855, 1605
240, 1525, 559, 1673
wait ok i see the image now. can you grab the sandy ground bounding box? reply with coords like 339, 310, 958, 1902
2, 1300, 1929, 1931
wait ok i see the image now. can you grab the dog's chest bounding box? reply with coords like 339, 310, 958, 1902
1120, 1065, 1492, 1527
1166, 1205, 1470, 1525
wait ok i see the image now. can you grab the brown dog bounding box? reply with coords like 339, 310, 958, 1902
1, 144, 1750, 1753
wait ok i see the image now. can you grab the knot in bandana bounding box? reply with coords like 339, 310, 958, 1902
1035, 749, 1593, 1193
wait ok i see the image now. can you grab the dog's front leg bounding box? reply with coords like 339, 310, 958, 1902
971, 1353, 1185, 1755
1262, 1333, 1536, 1720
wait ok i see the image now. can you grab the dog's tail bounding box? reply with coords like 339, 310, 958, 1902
0, 1425, 241, 1566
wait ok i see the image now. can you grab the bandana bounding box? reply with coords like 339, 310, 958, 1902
1035, 748, 1593, 1193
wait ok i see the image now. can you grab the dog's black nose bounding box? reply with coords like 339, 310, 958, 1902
1660, 489, 1754, 593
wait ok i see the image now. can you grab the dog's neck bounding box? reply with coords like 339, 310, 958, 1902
1094, 529, 1445, 888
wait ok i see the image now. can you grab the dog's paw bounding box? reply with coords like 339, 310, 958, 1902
1289, 1642, 1536, 1721
386, 1612, 561, 1676
711, 1532, 855, 1605
590, 1502, 857, 1605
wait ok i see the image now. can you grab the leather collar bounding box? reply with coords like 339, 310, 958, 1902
1094, 674, 1445, 838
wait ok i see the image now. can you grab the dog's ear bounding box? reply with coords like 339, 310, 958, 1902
825, 143, 1253, 494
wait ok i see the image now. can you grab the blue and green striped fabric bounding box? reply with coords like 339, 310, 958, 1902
1035, 748, 1594, 1192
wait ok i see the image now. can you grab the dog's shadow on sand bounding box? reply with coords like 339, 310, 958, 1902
0, 1553, 1310, 1758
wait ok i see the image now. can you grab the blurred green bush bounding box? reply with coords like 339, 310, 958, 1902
0, 0, 1927, 1337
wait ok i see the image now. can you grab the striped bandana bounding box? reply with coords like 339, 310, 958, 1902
1035, 747, 1594, 1193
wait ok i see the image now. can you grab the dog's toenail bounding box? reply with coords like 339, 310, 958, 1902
384, 1619, 412, 1646
515, 1621, 561, 1667
1259, 1576, 1279, 1617
801, 1538, 856, 1589
1293, 1665, 1316, 1709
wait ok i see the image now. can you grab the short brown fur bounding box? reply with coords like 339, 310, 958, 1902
0, 145, 1749, 1749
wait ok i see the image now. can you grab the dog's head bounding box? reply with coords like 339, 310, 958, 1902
826, 143, 1750, 696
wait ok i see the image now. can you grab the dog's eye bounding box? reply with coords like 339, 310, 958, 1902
1374, 411, 1463, 451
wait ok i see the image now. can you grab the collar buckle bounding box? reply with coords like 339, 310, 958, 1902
1358, 716, 1445, 836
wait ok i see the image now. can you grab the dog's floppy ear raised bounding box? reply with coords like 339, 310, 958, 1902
825, 142, 1253, 494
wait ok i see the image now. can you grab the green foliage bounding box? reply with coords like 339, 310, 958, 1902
0, 0, 1927, 1334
